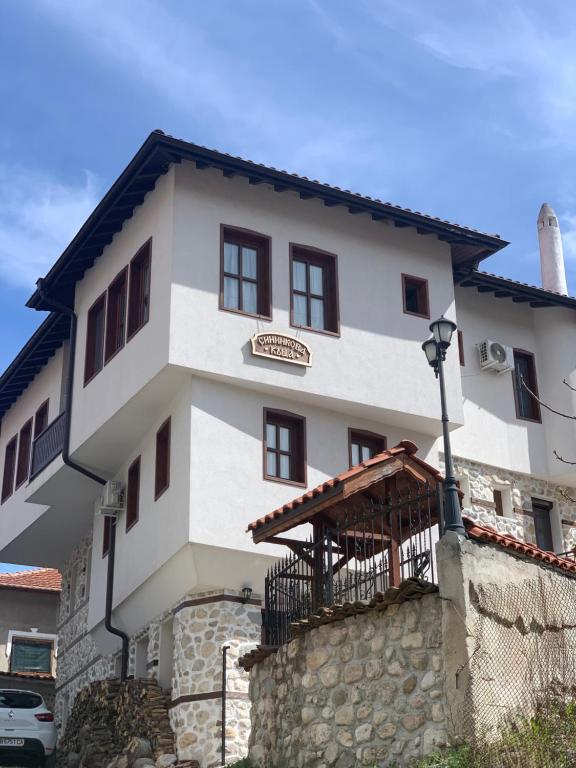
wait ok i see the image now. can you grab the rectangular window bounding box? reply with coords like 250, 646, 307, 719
290, 245, 339, 334
34, 400, 49, 439
126, 456, 141, 531
532, 498, 554, 551
127, 240, 152, 339
10, 639, 53, 674
102, 516, 113, 557
493, 489, 503, 517
220, 226, 271, 318
155, 418, 171, 500
402, 274, 430, 318
105, 267, 128, 362
84, 293, 106, 384
1, 436, 17, 503
513, 349, 541, 422
264, 409, 306, 485
15, 419, 33, 489
457, 330, 465, 366
348, 429, 387, 468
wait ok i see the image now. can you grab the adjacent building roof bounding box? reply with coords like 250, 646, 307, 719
456, 269, 576, 310
0, 313, 69, 419
27, 130, 507, 311
0, 568, 62, 593
465, 518, 576, 575
247, 440, 442, 543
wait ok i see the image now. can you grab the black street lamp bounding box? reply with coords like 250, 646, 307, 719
422, 316, 466, 537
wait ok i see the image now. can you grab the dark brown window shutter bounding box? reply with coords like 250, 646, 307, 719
155, 418, 171, 499
1, 435, 17, 502
128, 240, 152, 339
126, 456, 141, 531
15, 419, 33, 489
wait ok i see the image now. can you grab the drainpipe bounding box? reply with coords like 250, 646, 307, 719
221, 645, 230, 765
35, 278, 130, 681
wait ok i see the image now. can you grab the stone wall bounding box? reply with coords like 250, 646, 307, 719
170, 592, 262, 767
248, 593, 447, 768
452, 454, 576, 550
56, 537, 262, 768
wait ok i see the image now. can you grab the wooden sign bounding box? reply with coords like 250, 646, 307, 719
251, 332, 312, 367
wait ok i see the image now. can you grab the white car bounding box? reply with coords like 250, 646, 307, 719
0, 689, 57, 767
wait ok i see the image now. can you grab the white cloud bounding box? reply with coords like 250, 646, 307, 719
361, 0, 576, 142
36, 0, 379, 184
0, 168, 99, 289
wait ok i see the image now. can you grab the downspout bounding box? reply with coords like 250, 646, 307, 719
36, 278, 130, 681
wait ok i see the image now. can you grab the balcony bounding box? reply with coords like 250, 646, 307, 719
30, 412, 66, 480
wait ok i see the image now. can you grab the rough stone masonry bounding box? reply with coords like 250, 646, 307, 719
248, 593, 447, 768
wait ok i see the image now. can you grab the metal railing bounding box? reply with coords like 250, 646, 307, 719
30, 412, 66, 479
557, 548, 576, 563
263, 480, 441, 646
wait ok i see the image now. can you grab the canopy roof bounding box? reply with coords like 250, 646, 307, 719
247, 440, 443, 544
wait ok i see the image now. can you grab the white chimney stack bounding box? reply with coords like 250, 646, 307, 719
538, 202, 568, 295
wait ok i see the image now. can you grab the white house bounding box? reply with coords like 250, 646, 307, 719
0, 130, 575, 765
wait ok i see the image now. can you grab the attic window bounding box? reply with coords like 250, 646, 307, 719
402, 274, 430, 318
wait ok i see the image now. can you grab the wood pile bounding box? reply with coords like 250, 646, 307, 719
57, 679, 175, 768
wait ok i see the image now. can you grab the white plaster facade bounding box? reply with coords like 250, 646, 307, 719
0, 133, 575, 764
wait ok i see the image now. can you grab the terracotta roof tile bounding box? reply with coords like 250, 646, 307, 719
0, 568, 62, 593
247, 440, 439, 534
464, 518, 576, 575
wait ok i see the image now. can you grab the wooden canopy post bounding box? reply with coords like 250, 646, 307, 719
388, 477, 402, 587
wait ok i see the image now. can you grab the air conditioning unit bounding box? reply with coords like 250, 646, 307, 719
477, 339, 514, 373
100, 480, 125, 511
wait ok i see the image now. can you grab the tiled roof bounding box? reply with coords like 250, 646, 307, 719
0, 670, 55, 682
464, 518, 576, 575
456, 269, 576, 310
0, 568, 62, 593
247, 440, 442, 536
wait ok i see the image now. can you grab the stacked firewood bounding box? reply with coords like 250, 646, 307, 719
57, 679, 176, 768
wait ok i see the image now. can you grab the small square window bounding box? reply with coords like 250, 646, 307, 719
348, 429, 386, 468
402, 274, 430, 318
264, 409, 306, 485
155, 419, 171, 500
220, 227, 271, 318
290, 245, 339, 334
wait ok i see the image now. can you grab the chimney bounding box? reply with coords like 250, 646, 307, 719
537, 202, 568, 295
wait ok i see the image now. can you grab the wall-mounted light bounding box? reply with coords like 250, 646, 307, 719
241, 586, 253, 604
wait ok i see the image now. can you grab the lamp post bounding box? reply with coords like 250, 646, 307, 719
422, 316, 466, 536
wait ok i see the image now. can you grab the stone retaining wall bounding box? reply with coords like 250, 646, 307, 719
248, 593, 447, 768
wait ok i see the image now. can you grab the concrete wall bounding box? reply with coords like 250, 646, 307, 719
438, 533, 576, 742
0, 587, 59, 673
248, 594, 447, 768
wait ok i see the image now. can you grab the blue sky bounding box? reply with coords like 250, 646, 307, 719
2, 0, 576, 378
2, 2, 576, 362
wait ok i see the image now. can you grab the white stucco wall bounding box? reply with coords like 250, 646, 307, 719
0, 346, 65, 550
168, 162, 463, 437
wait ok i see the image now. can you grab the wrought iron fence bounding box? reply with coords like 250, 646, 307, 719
263, 479, 441, 646
30, 412, 66, 479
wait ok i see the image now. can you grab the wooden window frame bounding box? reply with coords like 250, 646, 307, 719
512, 348, 542, 423
402, 274, 430, 319
289, 244, 340, 336
1, 435, 18, 503
155, 418, 171, 500
126, 456, 141, 532
127, 239, 152, 341
15, 418, 33, 490
219, 225, 272, 320
102, 516, 113, 558
457, 330, 465, 367
348, 428, 387, 468
34, 400, 50, 440
84, 292, 107, 386
263, 408, 307, 487
105, 267, 128, 364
